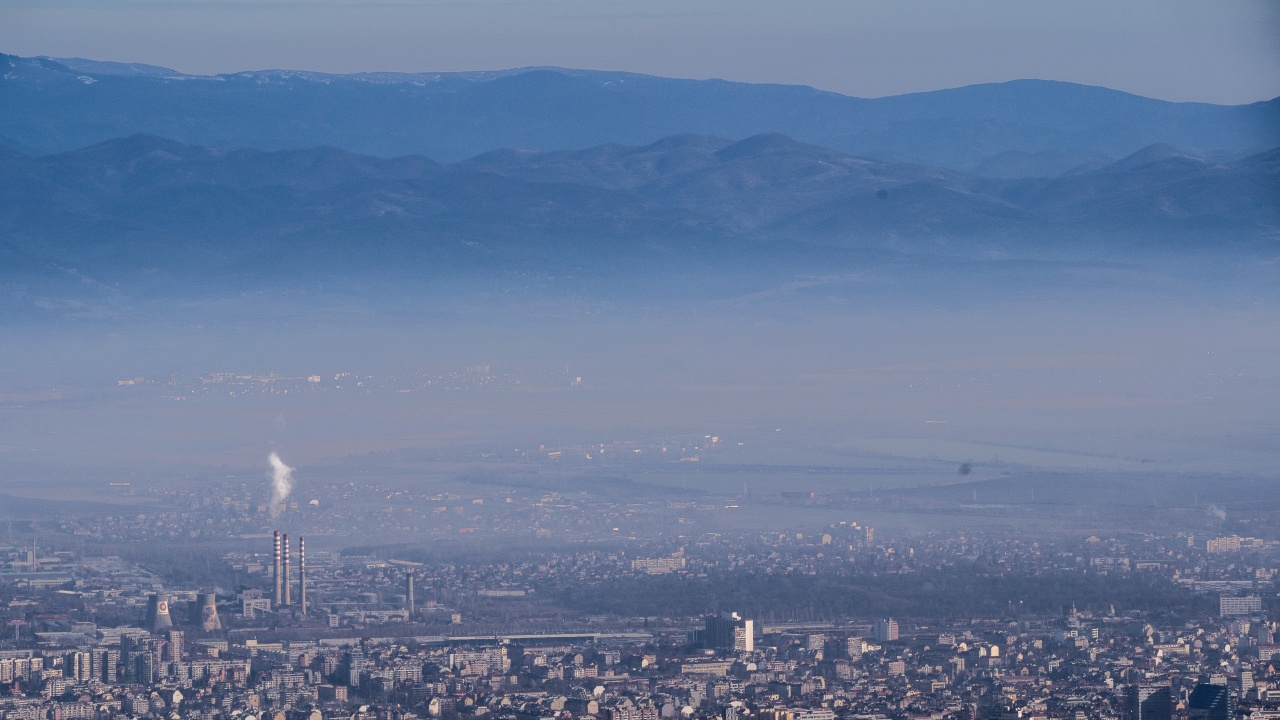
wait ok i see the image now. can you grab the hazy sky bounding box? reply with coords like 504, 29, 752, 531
2, 0, 1278, 103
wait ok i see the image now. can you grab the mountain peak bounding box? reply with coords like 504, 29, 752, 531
1104, 143, 1207, 172
42, 56, 189, 78
715, 133, 838, 162
55, 133, 206, 160
635, 134, 732, 154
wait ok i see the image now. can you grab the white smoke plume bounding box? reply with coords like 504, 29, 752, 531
1207, 504, 1227, 521
268, 452, 295, 519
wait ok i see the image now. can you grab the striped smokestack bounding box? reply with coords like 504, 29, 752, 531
282, 534, 292, 606
272, 530, 282, 607
299, 536, 307, 614
406, 571, 415, 618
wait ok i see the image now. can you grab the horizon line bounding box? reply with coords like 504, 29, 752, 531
19, 52, 1278, 108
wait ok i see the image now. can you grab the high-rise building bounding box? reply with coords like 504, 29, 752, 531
134, 652, 155, 686
1239, 670, 1255, 695
124, 638, 158, 685
166, 629, 184, 663
346, 650, 364, 688
89, 648, 109, 682
63, 651, 91, 681
845, 637, 866, 658
873, 618, 899, 642
1220, 595, 1262, 617
100, 649, 119, 683
704, 612, 754, 652
1187, 683, 1232, 720
1125, 684, 1172, 720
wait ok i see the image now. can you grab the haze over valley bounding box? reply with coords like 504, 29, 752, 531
1, 53, 1277, 511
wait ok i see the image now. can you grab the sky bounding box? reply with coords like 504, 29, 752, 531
1, 0, 1278, 104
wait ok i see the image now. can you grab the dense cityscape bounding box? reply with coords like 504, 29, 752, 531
2, 6, 1277, 720
0, 468, 1276, 720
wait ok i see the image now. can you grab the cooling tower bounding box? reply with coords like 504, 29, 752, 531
198, 593, 221, 632
146, 593, 174, 632
272, 530, 282, 607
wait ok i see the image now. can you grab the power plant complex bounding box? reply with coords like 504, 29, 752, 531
138, 531, 428, 637
137, 529, 308, 638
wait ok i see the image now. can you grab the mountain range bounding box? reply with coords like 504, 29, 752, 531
3, 53, 1278, 173
1, 132, 1275, 288
1, 53, 1277, 315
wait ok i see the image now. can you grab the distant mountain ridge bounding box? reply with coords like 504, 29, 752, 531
1, 133, 1275, 293
2, 53, 1277, 173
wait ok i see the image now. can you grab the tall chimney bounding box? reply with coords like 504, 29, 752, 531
299, 536, 308, 614
282, 534, 292, 606
406, 571, 415, 618
272, 531, 282, 607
